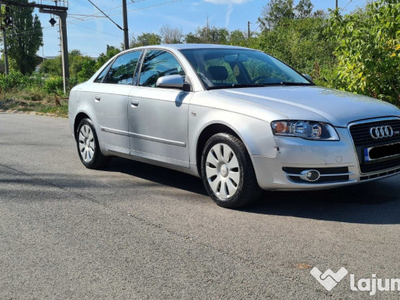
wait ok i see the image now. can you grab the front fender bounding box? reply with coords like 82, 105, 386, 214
189, 106, 278, 171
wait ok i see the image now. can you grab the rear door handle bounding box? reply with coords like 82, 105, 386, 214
94, 95, 101, 102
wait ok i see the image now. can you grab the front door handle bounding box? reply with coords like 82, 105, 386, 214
94, 95, 101, 102
130, 98, 139, 107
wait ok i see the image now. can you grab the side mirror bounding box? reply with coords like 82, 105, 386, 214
156, 75, 190, 91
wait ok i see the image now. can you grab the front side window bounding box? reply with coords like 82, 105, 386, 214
139, 50, 185, 87
103, 51, 141, 85
180, 48, 311, 90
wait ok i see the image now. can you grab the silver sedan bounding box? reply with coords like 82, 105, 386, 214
68, 44, 400, 208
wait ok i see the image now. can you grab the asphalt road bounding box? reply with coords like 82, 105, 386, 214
1, 113, 400, 299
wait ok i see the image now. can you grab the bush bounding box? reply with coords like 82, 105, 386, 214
326, 0, 400, 104
0, 70, 26, 92
43, 76, 64, 95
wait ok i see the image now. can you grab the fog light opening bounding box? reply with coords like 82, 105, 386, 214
300, 169, 321, 182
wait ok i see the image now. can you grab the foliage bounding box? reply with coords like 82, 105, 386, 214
228, 30, 248, 47
95, 45, 121, 69
259, 0, 295, 30
257, 17, 336, 78
0, 70, 25, 92
259, 0, 318, 30
2, 0, 400, 116
185, 26, 230, 44
39, 50, 100, 85
130, 33, 162, 47
43, 76, 63, 94
7, 0, 43, 75
295, 0, 313, 19
39, 56, 62, 77
77, 58, 97, 82
69, 50, 97, 83
326, 0, 400, 104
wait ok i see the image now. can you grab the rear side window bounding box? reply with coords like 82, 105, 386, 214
101, 51, 141, 85
139, 50, 184, 87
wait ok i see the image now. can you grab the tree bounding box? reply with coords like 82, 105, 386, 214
259, 0, 317, 30
130, 33, 161, 48
185, 26, 229, 44
7, 0, 43, 75
160, 25, 183, 44
39, 56, 61, 77
229, 30, 248, 47
258, 0, 295, 30
258, 17, 335, 75
295, 0, 313, 19
68, 50, 96, 83
326, 0, 400, 104
96, 45, 120, 69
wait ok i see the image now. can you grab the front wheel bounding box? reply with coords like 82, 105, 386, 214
76, 118, 110, 169
200, 133, 262, 208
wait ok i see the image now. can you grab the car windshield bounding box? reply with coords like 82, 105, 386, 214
180, 48, 311, 90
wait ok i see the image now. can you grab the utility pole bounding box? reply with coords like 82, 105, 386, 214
88, 0, 129, 51
44, 9, 69, 94
0, 4, 11, 75
2, 27, 8, 74
122, 0, 129, 50
247, 21, 251, 39
336, 0, 339, 9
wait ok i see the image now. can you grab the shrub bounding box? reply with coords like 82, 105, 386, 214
43, 76, 64, 95
326, 0, 400, 104
0, 70, 25, 92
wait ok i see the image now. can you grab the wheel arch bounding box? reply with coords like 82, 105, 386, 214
74, 112, 91, 139
195, 123, 241, 175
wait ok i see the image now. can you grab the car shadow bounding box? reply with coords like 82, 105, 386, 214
105, 158, 207, 196
106, 158, 400, 225
244, 179, 400, 224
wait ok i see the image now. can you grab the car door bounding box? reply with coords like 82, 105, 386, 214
128, 49, 191, 168
92, 50, 141, 154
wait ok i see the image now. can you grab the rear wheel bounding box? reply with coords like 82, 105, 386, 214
76, 118, 110, 169
201, 133, 261, 208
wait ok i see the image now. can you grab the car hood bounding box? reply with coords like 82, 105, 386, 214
212, 86, 400, 127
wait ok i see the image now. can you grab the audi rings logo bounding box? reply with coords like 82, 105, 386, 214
370, 125, 394, 139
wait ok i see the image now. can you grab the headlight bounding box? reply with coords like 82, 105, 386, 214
271, 120, 339, 141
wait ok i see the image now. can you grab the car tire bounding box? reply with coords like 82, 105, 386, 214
201, 133, 262, 208
76, 118, 110, 169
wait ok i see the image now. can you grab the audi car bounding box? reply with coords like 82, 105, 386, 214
68, 44, 400, 208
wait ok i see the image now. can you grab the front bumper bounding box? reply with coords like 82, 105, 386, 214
253, 126, 400, 190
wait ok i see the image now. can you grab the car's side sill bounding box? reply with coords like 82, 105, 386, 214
100, 126, 186, 147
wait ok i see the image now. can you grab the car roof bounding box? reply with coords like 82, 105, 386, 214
128, 43, 253, 52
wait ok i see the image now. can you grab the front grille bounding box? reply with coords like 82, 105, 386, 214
360, 167, 400, 181
349, 119, 400, 147
349, 118, 400, 174
360, 157, 400, 173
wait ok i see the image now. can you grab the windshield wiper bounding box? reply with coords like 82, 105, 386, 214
275, 82, 313, 86
207, 83, 257, 90
207, 82, 313, 90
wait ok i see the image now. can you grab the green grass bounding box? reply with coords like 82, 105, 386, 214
0, 91, 68, 118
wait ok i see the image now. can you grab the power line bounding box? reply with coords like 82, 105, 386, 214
69, 22, 122, 38
68, 0, 182, 25
342, 0, 353, 11
86, 0, 123, 30
68, 0, 150, 22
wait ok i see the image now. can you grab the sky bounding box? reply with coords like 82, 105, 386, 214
34, 0, 372, 58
